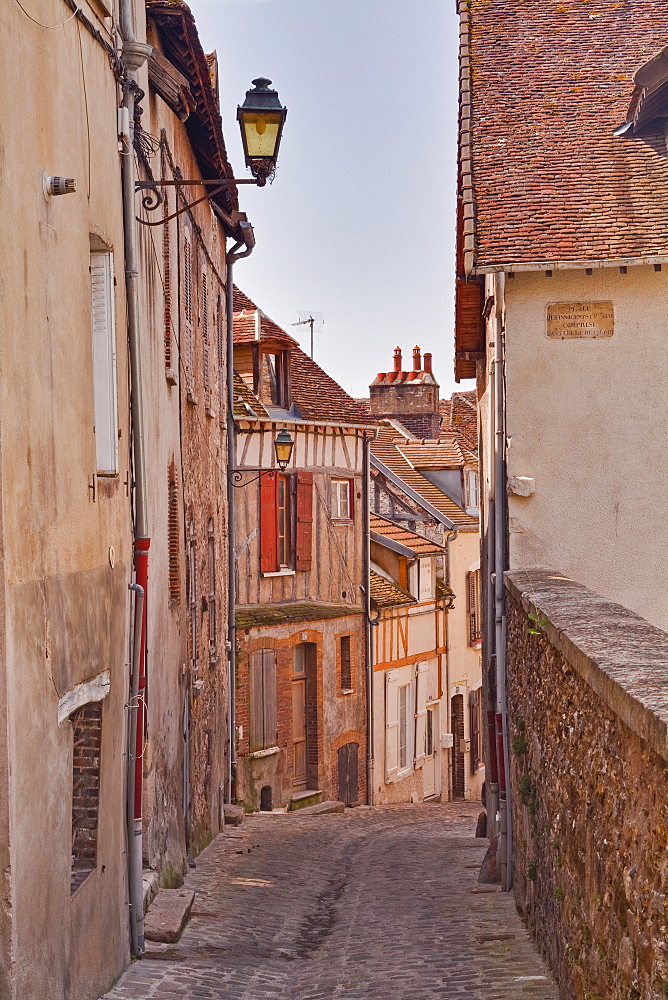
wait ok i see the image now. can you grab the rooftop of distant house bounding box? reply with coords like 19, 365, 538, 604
369, 346, 439, 387
370, 570, 416, 610
232, 287, 375, 427
460, 1, 668, 269
370, 513, 444, 555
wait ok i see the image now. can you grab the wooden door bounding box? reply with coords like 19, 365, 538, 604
292, 678, 307, 785
337, 742, 359, 806
451, 694, 465, 799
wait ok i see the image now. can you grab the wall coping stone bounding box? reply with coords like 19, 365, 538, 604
505, 568, 668, 762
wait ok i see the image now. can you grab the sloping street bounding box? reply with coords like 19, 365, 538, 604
103, 803, 557, 999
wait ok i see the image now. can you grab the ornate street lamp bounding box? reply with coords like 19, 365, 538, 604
135, 78, 287, 225
237, 78, 288, 187
273, 429, 294, 471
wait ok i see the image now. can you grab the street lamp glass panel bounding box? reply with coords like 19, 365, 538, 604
274, 429, 294, 470
240, 112, 284, 160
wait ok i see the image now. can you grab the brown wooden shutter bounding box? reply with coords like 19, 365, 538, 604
167, 464, 180, 604
259, 471, 279, 573
470, 688, 480, 774
467, 571, 478, 646
295, 470, 313, 571
347, 478, 355, 520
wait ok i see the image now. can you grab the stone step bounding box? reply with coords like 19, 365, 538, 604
223, 804, 245, 827
144, 888, 195, 944
293, 800, 345, 817
288, 789, 323, 811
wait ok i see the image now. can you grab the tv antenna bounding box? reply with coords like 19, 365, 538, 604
292, 311, 324, 360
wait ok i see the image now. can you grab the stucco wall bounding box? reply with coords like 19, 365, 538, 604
506, 569, 668, 1000
505, 266, 668, 630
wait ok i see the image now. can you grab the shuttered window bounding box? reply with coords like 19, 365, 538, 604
250, 649, 277, 751
467, 570, 481, 646
295, 471, 313, 571
414, 662, 428, 766
183, 233, 194, 399
216, 293, 225, 416
399, 685, 409, 769
90, 249, 118, 475
202, 272, 210, 406
207, 519, 216, 658
162, 202, 173, 374
188, 521, 197, 671
167, 464, 180, 604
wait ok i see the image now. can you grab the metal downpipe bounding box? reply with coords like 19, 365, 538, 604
362, 432, 374, 805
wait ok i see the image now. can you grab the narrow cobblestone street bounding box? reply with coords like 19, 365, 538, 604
103, 802, 557, 999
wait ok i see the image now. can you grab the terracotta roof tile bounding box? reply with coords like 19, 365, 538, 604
370, 570, 416, 610
371, 424, 477, 527
398, 439, 477, 470
371, 514, 444, 555
289, 349, 376, 426
233, 372, 268, 418
441, 392, 478, 451
460, 1, 668, 268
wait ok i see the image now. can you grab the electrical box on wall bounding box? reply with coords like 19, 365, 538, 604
441, 733, 454, 749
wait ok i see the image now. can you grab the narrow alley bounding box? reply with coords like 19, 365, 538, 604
104, 803, 557, 999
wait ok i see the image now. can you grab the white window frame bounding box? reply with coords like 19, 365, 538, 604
90, 249, 118, 475
418, 557, 434, 602
466, 469, 479, 514
331, 479, 352, 520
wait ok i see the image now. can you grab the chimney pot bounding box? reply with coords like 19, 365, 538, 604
423, 352, 433, 374
393, 347, 402, 372
412, 346, 421, 371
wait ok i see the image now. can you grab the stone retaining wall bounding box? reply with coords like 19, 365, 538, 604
505, 570, 668, 1000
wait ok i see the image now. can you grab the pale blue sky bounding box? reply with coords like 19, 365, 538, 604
188, 0, 469, 400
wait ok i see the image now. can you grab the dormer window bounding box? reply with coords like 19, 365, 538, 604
260, 350, 288, 407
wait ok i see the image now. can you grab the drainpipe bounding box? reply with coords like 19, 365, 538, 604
492, 272, 512, 891
118, 0, 152, 956
126, 582, 144, 956
443, 526, 458, 800
225, 222, 255, 804
362, 431, 374, 805
486, 332, 500, 842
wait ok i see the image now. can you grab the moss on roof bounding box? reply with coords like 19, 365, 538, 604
370, 571, 415, 610
236, 603, 363, 629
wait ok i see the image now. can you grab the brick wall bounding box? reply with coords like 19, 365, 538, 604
71, 702, 102, 893
505, 570, 668, 1000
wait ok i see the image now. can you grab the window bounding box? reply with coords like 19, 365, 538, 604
162, 203, 174, 379
398, 685, 409, 769
71, 702, 102, 893
418, 558, 434, 601
183, 233, 194, 400
467, 470, 479, 514
277, 475, 291, 567
216, 293, 225, 416
202, 272, 211, 408
259, 469, 313, 573
331, 479, 353, 520
250, 649, 277, 751
207, 519, 216, 659
467, 569, 481, 646
90, 247, 118, 475
339, 635, 352, 691
259, 351, 287, 407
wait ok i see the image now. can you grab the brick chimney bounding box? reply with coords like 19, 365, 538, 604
368, 345, 440, 438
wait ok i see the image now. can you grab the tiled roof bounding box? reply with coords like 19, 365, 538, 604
371, 423, 477, 527
441, 392, 478, 451
233, 286, 257, 312
233, 310, 298, 348
370, 570, 415, 610
233, 372, 268, 419
371, 514, 444, 555
236, 603, 361, 628
398, 438, 477, 471
289, 348, 376, 426
460, 1, 668, 269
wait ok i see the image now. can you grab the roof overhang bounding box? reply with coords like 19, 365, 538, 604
472, 254, 668, 275
370, 455, 456, 530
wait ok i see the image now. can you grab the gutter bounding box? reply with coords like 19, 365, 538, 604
473, 254, 668, 274
225, 221, 255, 805
118, 3, 152, 958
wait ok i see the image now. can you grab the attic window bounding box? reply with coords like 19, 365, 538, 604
260, 351, 287, 407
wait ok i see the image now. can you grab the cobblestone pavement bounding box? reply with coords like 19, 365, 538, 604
103, 801, 558, 999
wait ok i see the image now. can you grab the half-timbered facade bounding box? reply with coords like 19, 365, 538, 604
232, 289, 377, 811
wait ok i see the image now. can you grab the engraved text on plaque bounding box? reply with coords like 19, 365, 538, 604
546, 301, 614, 339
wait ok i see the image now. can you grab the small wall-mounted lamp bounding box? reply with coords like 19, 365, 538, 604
273, 429, 294, 471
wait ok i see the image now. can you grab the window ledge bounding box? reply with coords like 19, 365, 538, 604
331, 519, 354, 525
249, 746, 280, 759
165, 367, 177, 386
340, 688, 354, 696
262, 569, 296, 578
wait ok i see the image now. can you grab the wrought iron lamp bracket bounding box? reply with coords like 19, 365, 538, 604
230, 470, 263, 489
135, 177, 259, 227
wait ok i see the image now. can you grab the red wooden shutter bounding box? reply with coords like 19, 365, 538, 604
295, 471, 313, 571
259, 471, 279, 573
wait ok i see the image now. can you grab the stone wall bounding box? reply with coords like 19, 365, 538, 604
505, 570, 668, 1000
